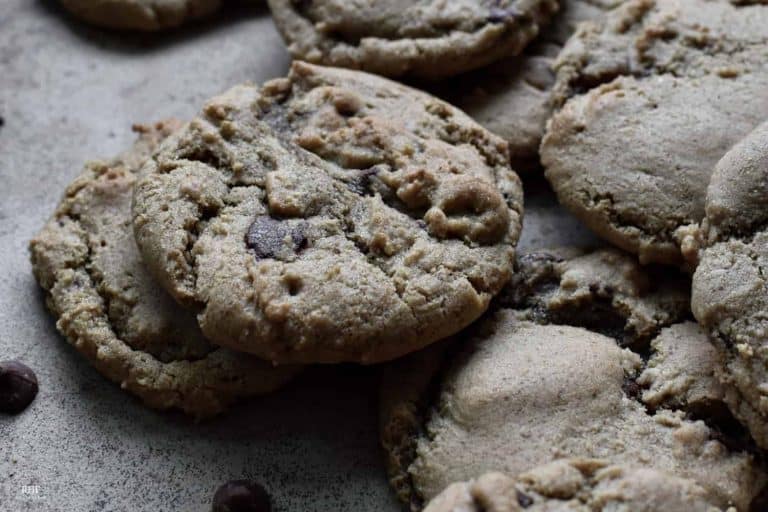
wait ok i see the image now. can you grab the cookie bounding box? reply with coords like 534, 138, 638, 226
540, 0, 768, 265
692, 120, 768, 450
380, 248, 764, 510
638, 321, 726, 414
29, 122, 300, 418
265, 0, 560, 79
444, 0, 624, 172
58, 0, 220, 31
423, 460, 725, 512
132, 62, 523, 364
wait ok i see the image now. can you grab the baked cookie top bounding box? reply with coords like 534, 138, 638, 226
132, 62, 523, 365
29, 121, 300, 418
692, 120, 768, 450
380, 248, 764, 511
423, 460, 726, 512
266, 0, 559, 79
444, 0, 624, 172
59, 0, 220, 31
540, 0, 768, 265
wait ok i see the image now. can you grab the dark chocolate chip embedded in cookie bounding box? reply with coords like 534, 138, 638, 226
29, 122, 300, 419
266, 0, 559, 79
132, 62, 523, 365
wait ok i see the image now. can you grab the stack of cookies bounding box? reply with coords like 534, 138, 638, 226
30, 0, 768, 510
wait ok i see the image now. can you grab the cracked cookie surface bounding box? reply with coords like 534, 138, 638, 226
380, 248, 764, 511
59, 0, 220, 31
266, 0, 559, 79
444, 0, 624, 172
423, 460, 726, 512
540, 0, 768, 265
29, 121, 300, 418
132, 62, 523, 364
692, 120, 768, 451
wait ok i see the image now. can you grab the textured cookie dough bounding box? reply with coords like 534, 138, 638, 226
132, 62, 523, 365
502, 247, 690, 348
692, 120, 768, 450
58, 0, 220, 31
444, 0, 624, 172
29, 122, 300, 418
266, 0, 560, 80
423, 460, 726, 512
638, 321, 726, 414
380, 248, 764, 511
540, 0, 768, 265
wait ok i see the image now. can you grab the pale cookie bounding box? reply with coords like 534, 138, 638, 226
59, 0, 220, 31
266, 0, 560, 79
638, 322, 726, 414
380, 248, 764, 511
132, 62, 523, 364
692, 120, 768, 450
30, 122, 300, 418
540, 0, 768, 265
423, 460, 726, 512
445, 0, 624, 172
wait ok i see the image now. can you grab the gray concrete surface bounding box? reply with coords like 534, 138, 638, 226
0, 1, 598, 510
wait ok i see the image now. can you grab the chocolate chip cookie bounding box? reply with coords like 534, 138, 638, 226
266, 0, 560, 79
380, 248, 764, 510
444, 0, 624, 172
692, 120, 768, 450
132, 62, 523, 365
424, 460, 726, 512
59, 0, 220, 31
30, 122, 300, 418
540, 0, 768, 265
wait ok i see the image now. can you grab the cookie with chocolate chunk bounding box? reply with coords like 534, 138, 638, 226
30, 122, 300, 418
59, 0, 220, 31
132, 62, 523, 364
540, 0, 768, 265
380, 248, 765, 511
693, 120, 768, 451
424, 460, 726, 512
266, 0, 559, 79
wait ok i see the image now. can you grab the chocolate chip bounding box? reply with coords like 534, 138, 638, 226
516, 490, 534, 508
488, 7, 519, 23
345, 167, 380, 195
622, 378, 642, 400
212, 480, 271, 512
0, 360, 39, 414
246, 216, 307, 259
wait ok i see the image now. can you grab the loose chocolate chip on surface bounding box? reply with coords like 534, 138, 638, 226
516, 489, 534, 508
246, 216, 307, 259
212, 480, 271, 512
0, 360, 39, 414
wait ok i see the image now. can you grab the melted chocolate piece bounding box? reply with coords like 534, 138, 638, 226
246, 216, 307, 259
516, 489, 534, 508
